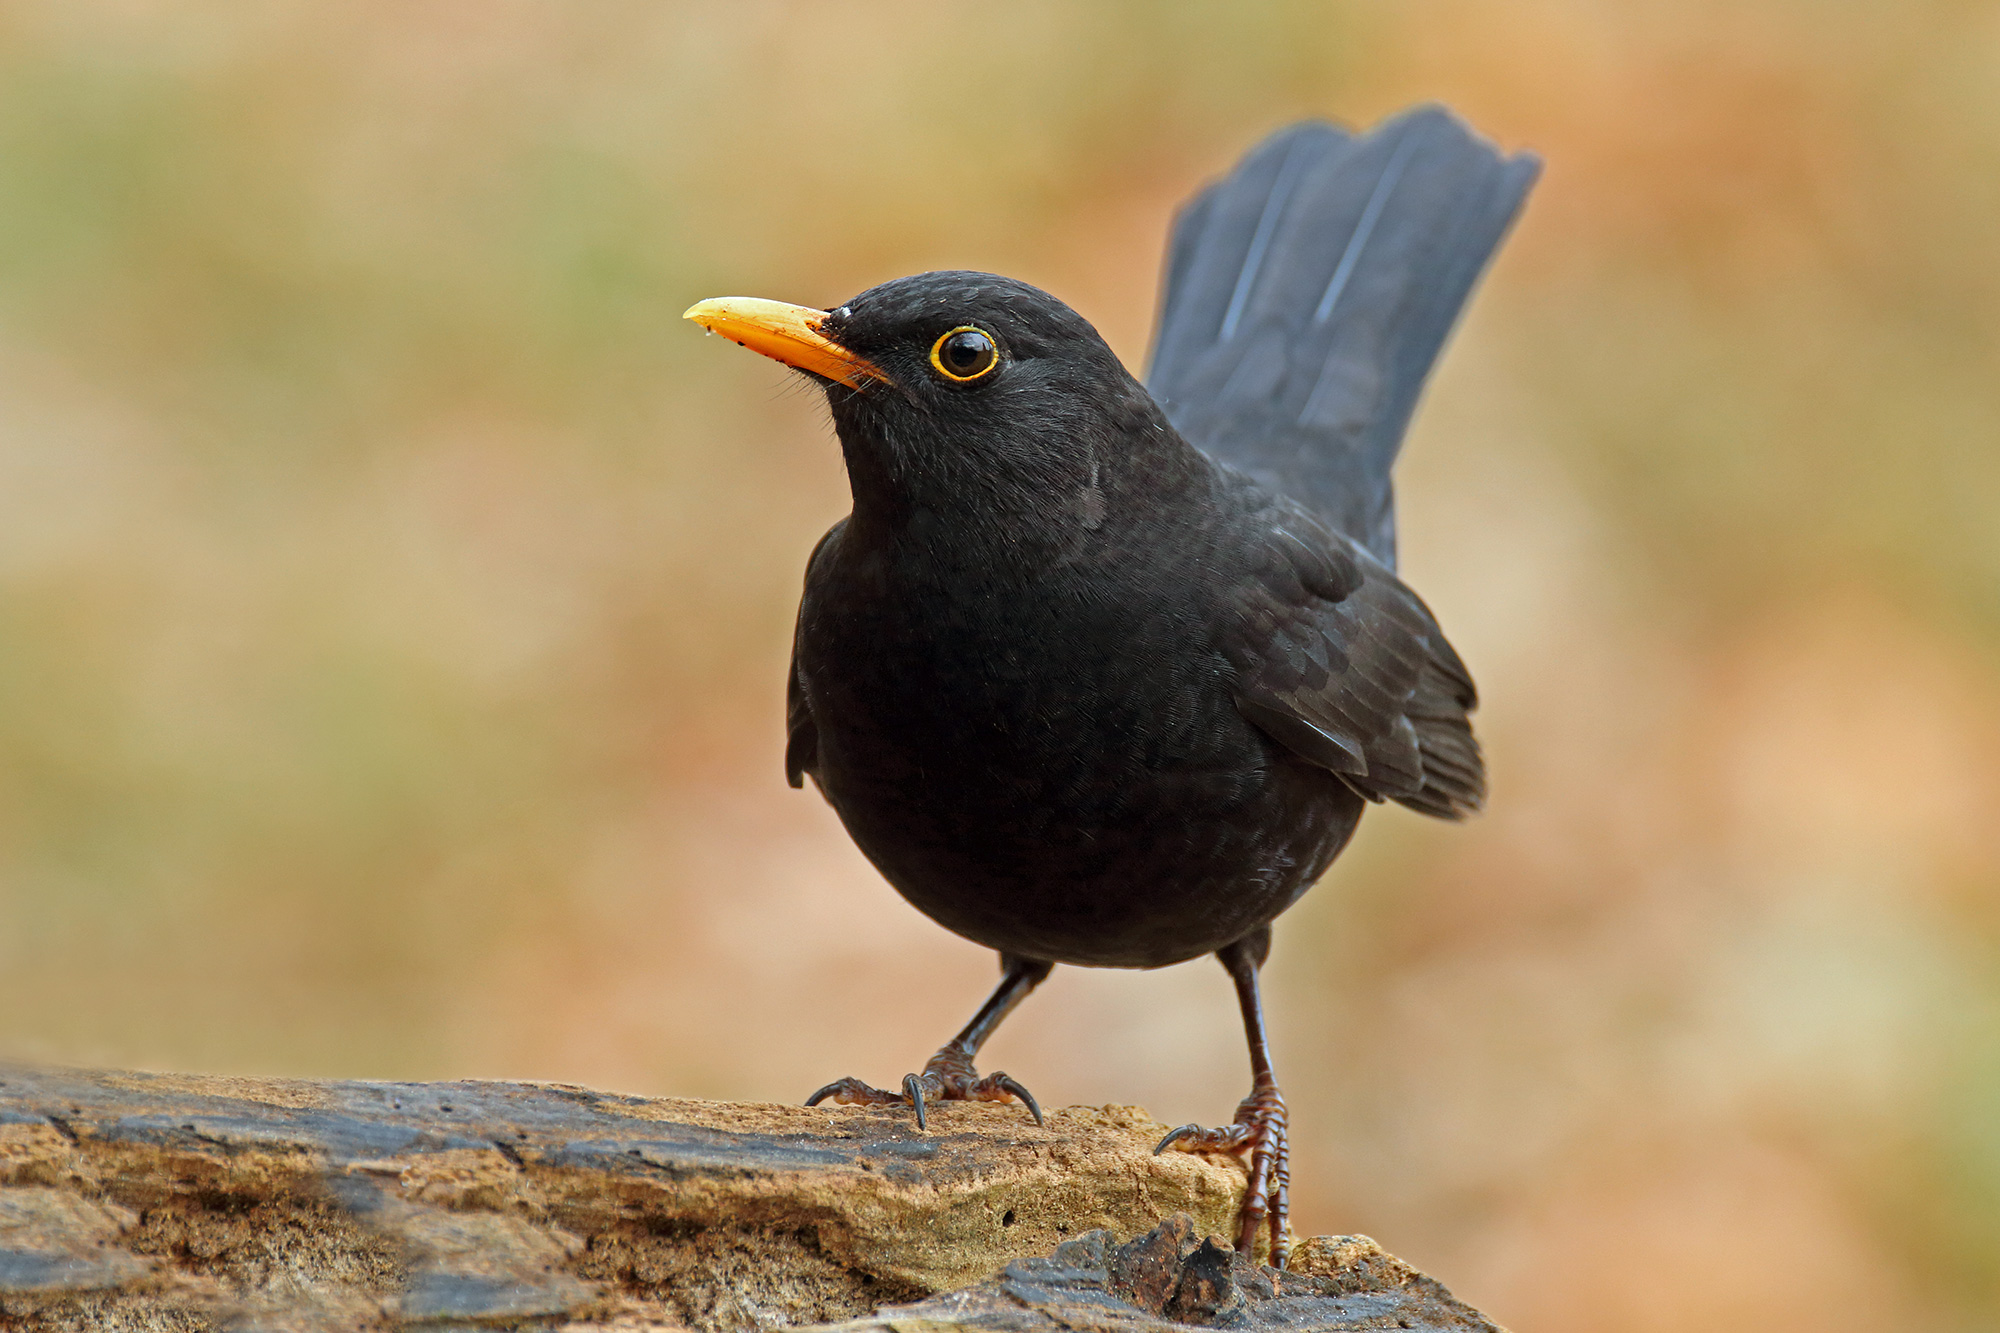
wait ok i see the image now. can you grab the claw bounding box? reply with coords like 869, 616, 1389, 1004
804, 1075, 905, 1110
802, 1057, 1043, 1132
992, 1073, 1044, 1126
1153, 1087, 1288, 1265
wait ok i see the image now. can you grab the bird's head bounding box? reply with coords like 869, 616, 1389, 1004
686, 272, 1183, 536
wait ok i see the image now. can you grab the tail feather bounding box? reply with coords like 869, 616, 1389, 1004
1146, 106, 1539, 567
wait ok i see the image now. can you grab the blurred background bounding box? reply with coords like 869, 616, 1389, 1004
1, 1, 1997, 1328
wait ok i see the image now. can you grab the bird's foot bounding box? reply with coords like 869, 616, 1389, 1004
1154, 1082, 1291, 1266
804, 1045, 1043, 1131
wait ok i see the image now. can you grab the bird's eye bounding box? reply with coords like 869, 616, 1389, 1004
929, 327, 999, 382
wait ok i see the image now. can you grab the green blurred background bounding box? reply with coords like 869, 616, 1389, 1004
3, 1, 1999, 1327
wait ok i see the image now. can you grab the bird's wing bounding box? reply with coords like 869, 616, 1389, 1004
1223, 503, 1483, 819
785, 521, 844, 790
1147, 106, 1539, 568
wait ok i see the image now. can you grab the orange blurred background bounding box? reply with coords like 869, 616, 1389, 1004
3, 2, 1999, 1328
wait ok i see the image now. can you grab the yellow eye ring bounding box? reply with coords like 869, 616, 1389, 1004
929, 326, 1000, 382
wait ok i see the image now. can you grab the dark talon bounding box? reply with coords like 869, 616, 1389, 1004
799, 961, 1053, 1138
995, 1073, 1043, 1126
801, 1074, 909, 1112
799, 1063, 1040, 1131
1154, 1124, 1198, 1155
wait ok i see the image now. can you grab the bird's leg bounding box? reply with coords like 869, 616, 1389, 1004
806, 955, 1053, 1129
1155, 929, 1291, 1266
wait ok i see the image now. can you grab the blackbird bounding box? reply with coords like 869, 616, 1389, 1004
685, 105, 1537, 1263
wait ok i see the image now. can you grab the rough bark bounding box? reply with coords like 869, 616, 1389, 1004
0, 1065, 1499, 1332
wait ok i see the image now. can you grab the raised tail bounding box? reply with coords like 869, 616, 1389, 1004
1145, 106, 1539, 567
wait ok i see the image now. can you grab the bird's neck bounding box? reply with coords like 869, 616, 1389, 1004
836, 426, 1215, 580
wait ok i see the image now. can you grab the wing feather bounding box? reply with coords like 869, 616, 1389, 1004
1226, 503, 1484, 819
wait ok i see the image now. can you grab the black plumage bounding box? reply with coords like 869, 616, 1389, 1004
1152, 106, 1542, 566
686, 104, 1538, 1263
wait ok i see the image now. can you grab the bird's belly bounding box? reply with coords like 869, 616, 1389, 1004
804, 649, 1363, 968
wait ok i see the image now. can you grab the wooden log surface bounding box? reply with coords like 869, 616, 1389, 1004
0, 1065, 1500, 1332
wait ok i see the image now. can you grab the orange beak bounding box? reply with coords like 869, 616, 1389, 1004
682, 297, 890, 389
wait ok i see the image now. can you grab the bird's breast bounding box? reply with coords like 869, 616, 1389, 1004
799, 548, 1249, 814
791, 536, 1359, 967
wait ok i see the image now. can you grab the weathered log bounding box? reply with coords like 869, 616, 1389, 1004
0, 1065, 1499, 1331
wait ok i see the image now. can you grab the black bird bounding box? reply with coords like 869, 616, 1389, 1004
685, 106, 1537, 1263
